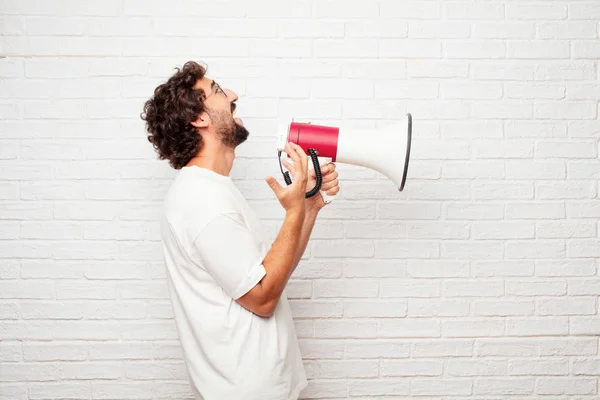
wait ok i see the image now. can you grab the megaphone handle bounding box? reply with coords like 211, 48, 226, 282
316, 157, 336, 204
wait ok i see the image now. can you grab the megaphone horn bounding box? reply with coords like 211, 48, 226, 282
276, 113, 413, 202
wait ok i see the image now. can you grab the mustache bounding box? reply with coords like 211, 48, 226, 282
231, 102, 236, 114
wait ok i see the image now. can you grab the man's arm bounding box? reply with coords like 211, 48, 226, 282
236, 208, 305, 317
291, 206, 319, 270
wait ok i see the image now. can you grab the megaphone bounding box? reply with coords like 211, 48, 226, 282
276, 113, 412, 203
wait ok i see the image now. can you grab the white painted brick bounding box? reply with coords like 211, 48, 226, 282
445, 202, 504, 220
0, 342, 21, 362
535, 102, 597, 120
344, 221, 405, 239
0, 302, 20, 319
447, 359, 507, 377
538, 297, 596, 316
474, 300, 534, 317
346, 20, 407, 38
315, 320, 377, 338
474, 378, 534, 395
473, 22, 536, 39
535, 260, 596, 277
507, 3, 567, 20
408, 21, 469, 39
444, 2, 504, 20
568, 279, 600, 295
472, 261, 534, 277
381, 359, 442, 376
408, 299, 470, 317
411, 378, 473, 395
441, 120, 503, 139
443, 280, 504, 297
441, 82, 502, 100
506, 202, 565, 220
506, 240, 566, 259
348, 379, 410, 397
407, 60, 468, 78
380, 280, 440, 298
412, 339, 473, 358
445, 40, 506, 59
509, 359, 569, 376
343, 300, 406, 318
476, 339, 539, 357
538, 181, 596, 200
539, 22, 597, 39
344, 340, 409, 359
536, 61, 597, 81
536, 378, 598, 395
300, 380, 346, 398
568, 239, 600, 258
316, 360, 378, 379
286, 280, 312, 299
506, 317, 569, 336
568, 120, 600, 138
570, 3, 600, 19
504, 119, 568, 138
379, 39, 442, 58
570, 317, 600, 335
536, 220, 596, 239
376, 240, 439, 259
472, 221, 534, 240
441, 241, 504, 259
507, 40, 570, 59
314, 279, 377, 298
378, 319, 440, 338
540, 338, 598, 356
506, 161, 566, 180
379, 1, 440, 19
568, 161, 600, 179
342, 260, 406, 278
506, 83, 565, 100
506, 280, 567, 296
472, 101, 533, 119
91, 382, 154, 400
572, 358, 600, 375
0, 281, 54, 299
407, 260, 469, 278
28, 382, 91, 399
442, 319, 505, 338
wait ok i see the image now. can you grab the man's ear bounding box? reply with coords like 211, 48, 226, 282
191, 111, 210, 129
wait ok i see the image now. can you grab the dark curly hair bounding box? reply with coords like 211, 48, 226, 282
141, 61, 208, 169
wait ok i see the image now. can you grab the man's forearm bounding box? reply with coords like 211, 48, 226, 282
291, 207, 319, 270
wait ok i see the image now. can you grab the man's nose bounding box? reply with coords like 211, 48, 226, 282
224, 89, 238, 103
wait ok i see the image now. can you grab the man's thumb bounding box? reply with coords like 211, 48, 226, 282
265, 176, 282, 193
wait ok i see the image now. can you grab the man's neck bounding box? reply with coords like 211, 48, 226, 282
186, 142, 235, 177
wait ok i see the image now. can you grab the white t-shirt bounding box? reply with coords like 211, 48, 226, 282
160, 165, 307, 400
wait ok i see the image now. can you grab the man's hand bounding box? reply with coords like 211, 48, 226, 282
281, 158, 340, 212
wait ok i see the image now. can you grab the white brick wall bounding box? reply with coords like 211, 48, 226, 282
1, 0, 599, 399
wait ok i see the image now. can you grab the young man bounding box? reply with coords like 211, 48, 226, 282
141, 61, 340, 400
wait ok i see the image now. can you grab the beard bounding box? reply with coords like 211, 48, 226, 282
211, 109, 249, 148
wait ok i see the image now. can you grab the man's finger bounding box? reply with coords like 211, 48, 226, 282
282, 159, 295, 174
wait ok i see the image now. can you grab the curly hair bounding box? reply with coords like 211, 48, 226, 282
141, 61, 208, 169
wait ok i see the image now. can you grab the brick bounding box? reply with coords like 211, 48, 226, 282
508, 359, 568, 376
536, 378, 597, 395
381, 360, 442, 377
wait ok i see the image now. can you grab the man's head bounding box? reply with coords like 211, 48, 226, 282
141, 61, 249, 169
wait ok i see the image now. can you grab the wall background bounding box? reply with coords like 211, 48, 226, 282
1, 0, 600, 399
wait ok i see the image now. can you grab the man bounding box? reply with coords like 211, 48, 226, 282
140, 61, 340, 400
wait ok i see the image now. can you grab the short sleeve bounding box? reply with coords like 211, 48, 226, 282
191, 212, 267, 300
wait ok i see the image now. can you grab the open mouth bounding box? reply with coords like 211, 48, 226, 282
231, 102, 236, 115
